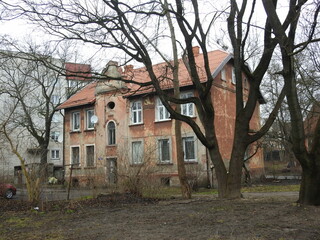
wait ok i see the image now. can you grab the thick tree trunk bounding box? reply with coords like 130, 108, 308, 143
298, 165, 320, 205
227, 149, 246, 199
207, 146, 228, 198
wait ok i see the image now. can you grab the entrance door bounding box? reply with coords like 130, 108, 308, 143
107, 158, 117, 184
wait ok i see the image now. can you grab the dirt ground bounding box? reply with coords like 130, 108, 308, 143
0, 191, 319, 240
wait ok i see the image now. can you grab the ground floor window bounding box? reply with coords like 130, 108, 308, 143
158, 138, 170, 163
132, 141, 143, 164
182, 136, 196, 162
71, 146, 80, 166
86, 145, 95, 167
51, 149, 60, 160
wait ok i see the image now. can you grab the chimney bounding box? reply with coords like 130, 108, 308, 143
104, 61, 121, 78
124, 65, 134, 73
192, 46, 200, 56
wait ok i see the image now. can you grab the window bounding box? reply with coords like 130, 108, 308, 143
231, 67, 236, 85
181, 92, 195, 117
158, 139, 170, 163
72, 112, 80, 131
68, 80, 84, 88
221, 68, 226, 81
182, 136, 196, 162
107, 121, 116, 145
86, 145, 95, 167
130, 100, 143, 124
51, 150, 60, 160
86, 109, 94, 129
50, 131, 60, 142
155, 97, 170, 121
51, 95, 59, 105
132, 141, 143, 164
71, 146, 80, 166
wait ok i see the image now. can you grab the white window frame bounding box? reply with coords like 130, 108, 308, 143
72, 111, 80, 131
107, 121, 116, 145
221, 68, 226, 81
51, 149, 60, 160
85, 144, 95, 167
86, 109, 95, 130
70, 145, 80, 167
50, 131, 60, 142
155, 97, 170, 121
182, 136, 197, 162
132, 140, 143, 164
130, 100, 143, 125
180, 92, 195, 117
158, 138, 171, 163
231, 67, 236, 85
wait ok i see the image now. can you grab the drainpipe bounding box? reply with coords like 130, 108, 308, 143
62, 109, 66, 184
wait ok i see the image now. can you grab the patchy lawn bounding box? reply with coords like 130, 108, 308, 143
0, 188, 319, 240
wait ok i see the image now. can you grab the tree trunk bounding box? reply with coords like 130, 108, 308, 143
207, 146, 228, 198
175, 119, 192, 199
298, 164, 320, 205
227, 152, 245, 199
164, 0, 192, 199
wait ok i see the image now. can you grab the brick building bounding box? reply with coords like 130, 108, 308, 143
58, 47, 264, 188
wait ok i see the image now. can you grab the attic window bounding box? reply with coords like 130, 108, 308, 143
107, 101, 115, 109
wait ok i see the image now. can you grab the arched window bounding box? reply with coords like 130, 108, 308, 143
107, 121, 116, 145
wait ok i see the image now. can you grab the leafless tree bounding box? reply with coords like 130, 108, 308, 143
0, 0, 295, 199
0, 42, 65, 176
262, 0, 320, 205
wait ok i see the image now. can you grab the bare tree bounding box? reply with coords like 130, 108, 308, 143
0, 0, 287, 199
262, 0, 320, 205
0, 101, 41, 203
0, 44, 65, 177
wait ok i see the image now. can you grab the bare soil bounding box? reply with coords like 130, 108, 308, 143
0, 191, 319, 240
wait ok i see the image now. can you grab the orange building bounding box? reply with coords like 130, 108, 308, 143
58, 47, 264, 188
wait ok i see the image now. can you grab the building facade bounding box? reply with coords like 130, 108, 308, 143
58, 47, 264, 188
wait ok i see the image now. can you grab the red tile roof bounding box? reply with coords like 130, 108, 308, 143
58, 49, 232, 109
57, 81, 97, 110
124, 49, 231, 96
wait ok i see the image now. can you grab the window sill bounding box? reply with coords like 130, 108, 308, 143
70, 166, 81, 169
184, 115, 196, 119
70, 130, 81, 133
184, 161, 198, 164
84, 128, 95, 132
154, 119, 171, 123
106, 144, 117, 147
129, 123, 144, 127
157, 162, 173, 166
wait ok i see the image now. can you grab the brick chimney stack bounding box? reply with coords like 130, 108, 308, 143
192, 46, 200, 56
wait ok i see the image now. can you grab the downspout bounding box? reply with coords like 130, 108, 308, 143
61, 109, 66, 184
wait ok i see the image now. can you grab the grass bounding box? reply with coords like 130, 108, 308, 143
143, 184, 300, 199
241, 184, 300, 193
